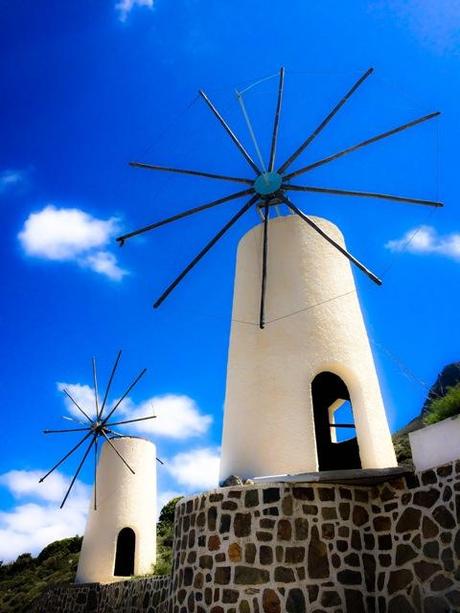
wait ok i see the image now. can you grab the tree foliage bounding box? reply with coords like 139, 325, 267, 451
0, 536, 82, 613
424, 383, 460, 425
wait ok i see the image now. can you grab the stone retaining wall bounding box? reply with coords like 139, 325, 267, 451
171, 462, 460, 612
34, 575, 170, 613
34, 461, 460, 612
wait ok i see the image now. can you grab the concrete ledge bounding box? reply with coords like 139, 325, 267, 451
410, 414, 460, 471
252, 466, 410, 486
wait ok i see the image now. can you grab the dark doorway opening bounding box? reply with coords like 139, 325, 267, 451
311, 372, 361, 471
114, 527, 135, 576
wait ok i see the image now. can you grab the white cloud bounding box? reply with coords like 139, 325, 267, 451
165, 447, 220, 491
56, 381, 211, 441
115, 0, 154, 22
119, 394, 212, 440
0, 470, 90, 561
0, 169, 24, 194
57, 382, 97, 421
18, 205, 127, 280
386, 225, 460, 261
84, 250, 127, 281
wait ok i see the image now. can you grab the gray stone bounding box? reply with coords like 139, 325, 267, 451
337, 570, 362, 585
293, 487, 314, 501
387, 569, 412, 594
285, 546, 305, 564
263, 488, 280, 504
221, 475, 244, 486
395, 544, 417, 565
388, 595, 415, 613
245, 489, 259, 508
396, 508, 421, 532
423, 516, 440, 538
235, 566, 269, 585
352, 505, 369, 527
277, 520, 292, 541
259, 546, 273, 565
244, 543, 256, 563
308, 527, 329, 579
433, 505, 456, 529
345, 589, 365, 612
234, 513, 251, 537
286, 588, 306, 613
274, 567, 295, 582
294, 517, 308, 540
414, 560, 442, 581
321, 591, 341, 607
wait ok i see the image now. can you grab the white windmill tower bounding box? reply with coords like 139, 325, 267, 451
117, 67, 442, 482
40, 351, 161, 583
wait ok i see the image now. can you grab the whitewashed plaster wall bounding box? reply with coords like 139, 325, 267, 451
220, 215, 397, 481
76, 436, 157, 584
410, 415, 460, 471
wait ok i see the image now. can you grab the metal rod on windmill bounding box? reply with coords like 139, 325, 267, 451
115, 67, 442, 324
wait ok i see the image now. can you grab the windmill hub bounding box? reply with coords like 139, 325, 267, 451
254, 171, 282, 197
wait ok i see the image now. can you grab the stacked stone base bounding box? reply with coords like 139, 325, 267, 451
35, 461, 460, 612
171, 462, 460, 612
34, 575, 170, 613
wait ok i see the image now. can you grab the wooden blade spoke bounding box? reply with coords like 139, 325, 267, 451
279, 195, 382, 286
153, 195, 259, 309
101, 432, 135, 474
268, 67, 286, 172
284, 184, 443, 208
259, 204, 269, 329
102, 368, 147, 425
60, 436, 96, 508
278, 68, 373, 174
43, 427, 92, 434
116, 189, 254, 245
105, 415, 156, 428
92, 357, 100, 419
62, 388, 94, 424
199, 90, 261, 174
284, 111, 440, 180
129, 161, 252, 185
39, 431, 94, 483
99, 350, 122, 420
93, 437, 98, 511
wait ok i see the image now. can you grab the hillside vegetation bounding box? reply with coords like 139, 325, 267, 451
2, 364, 459, 611
0, 536, 82, 613
392, 361, 460, 466
0, 496, 182, 612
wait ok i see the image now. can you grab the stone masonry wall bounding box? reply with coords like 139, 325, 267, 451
34, 574, 170, 613
34, 461, 460, 612
171, 462, 460, 612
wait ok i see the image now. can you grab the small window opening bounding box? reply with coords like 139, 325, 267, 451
114, 527, 135, 576
312, 372, 361, 471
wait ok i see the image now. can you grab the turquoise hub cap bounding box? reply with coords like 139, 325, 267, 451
254, 171, 283, 197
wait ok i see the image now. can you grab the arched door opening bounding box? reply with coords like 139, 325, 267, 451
114, 527, 135, 576
311, 372, 361, 471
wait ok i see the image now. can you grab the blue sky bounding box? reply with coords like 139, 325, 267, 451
1, 0, 459, 560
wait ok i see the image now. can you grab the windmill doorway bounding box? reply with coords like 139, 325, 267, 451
311, 372, 361, 471
114, 527, 136, 576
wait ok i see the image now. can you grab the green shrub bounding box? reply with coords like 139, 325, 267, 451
424, 383, 460, 425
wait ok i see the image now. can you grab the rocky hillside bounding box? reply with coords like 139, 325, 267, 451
0, 496, 182, 613
0, 536, 82, 613
392, 361, 460, 467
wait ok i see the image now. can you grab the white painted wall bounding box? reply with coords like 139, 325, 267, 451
410, 416, 460, 471
76, 437, 156, 584
220, 215, 397, 481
